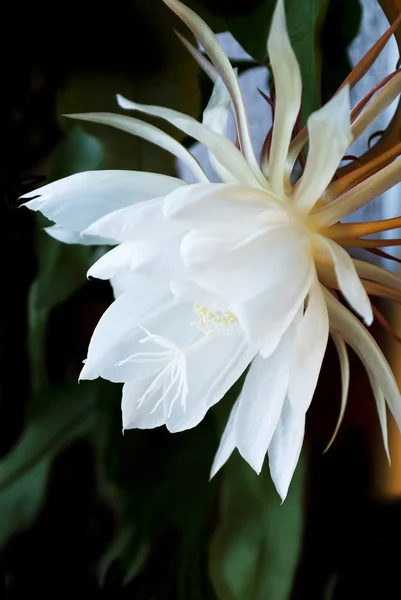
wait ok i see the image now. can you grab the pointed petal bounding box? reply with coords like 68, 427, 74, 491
367, 371, 391, 463
316, 237, 373, 325
235, 327, 293, 473
87, 242, 159, 281
268, 397, 305, 502
161, 0, 264, 183
117, 95, 261, 188
80, 279, 170, 383
167, 336, 257, 433
202, 75, 240, 183
294, 86, 353, 213
324, 290, 401, 433
22, 170, 187, 232
324, 332, 350, 452
175, 31, 218, 82
352, 72, 401, 142
288, 279, 329, 417
66, 113, 208, 182
353, 259, 401, 293
210, 399, 239, 478
267, 0, 302, 197
44, 225, 114, 245
122, 379, 165, 429
83, 197, 177, 243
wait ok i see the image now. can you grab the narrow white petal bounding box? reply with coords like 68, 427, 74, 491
235, 327, 293, 473
202, 75, 239, 183
267, 0, 302, 197
367, 371, 390, 463
288, 279, 329, 417
210, 399, 240, 478
353, 260, 401, 292
312, 158, 401, 229
116, 95, 261, 188
294, 86, 353, 213
175, 31, 218, 82
203, 75, 231, 135
22, 170, 187, 232
66, 113, 208, 182
161, 0, 264, 184
317, 237, 373, 325
324, 332, 350, 452
324, 290, 401, 433
268, 397, 305, 502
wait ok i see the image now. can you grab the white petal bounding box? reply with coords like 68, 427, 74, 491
324, 332, 350, 452
235, 327, 293, 473
288, 279, 329, 417
163, 182, 279, 223
316, 237, 373, 325
110, 271, 140, 298
166, 336, 257, 433
181, 223, 309, 302
353, 259, 401, 292
202, 75, 238, 183
232, 259, 313, 358
203, 75, 231, 135
122, 380, 165, 429
324, 290, 401, 433
175, 31, 218, 82
80, 278, 170, 382
367, 370, 390, 463
294, 85, 353, 213
82, 197, 179, 243
87, 242, 160, 281
117, 95, 261, 188
87, 236, 184, 284
67, 113, 208, 182
267, 0, 302, 197
23, 170, 187, 233
45, 225, 114, 246
161, 0, 264, 184
210, 399, 240, 478
268, 397, 305, 502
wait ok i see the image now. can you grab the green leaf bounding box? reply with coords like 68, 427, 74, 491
228, 0, 330, 119
209, 452, 305, 600
28, 125, 105, 390
0, 384, 96, 547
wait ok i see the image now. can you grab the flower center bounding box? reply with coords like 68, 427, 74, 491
192, 303, 238, 335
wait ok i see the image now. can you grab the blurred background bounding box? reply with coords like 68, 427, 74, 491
1, 0, 401, 597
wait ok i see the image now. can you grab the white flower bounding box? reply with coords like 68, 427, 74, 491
23, 0, 401, 500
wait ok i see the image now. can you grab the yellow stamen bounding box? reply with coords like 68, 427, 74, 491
192, 303, 238, 334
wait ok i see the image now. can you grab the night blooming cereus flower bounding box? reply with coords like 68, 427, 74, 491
23, 0, 401, 500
